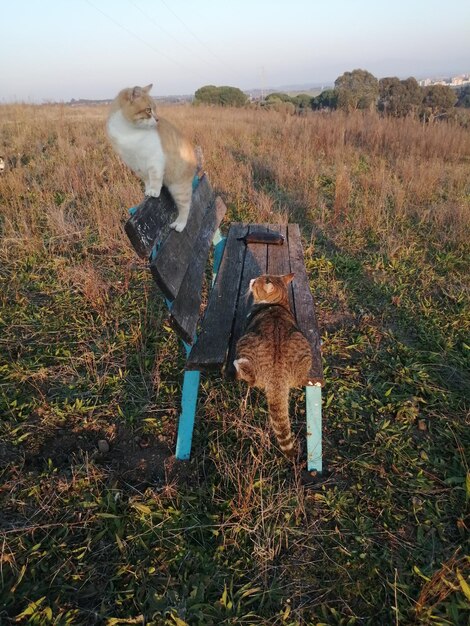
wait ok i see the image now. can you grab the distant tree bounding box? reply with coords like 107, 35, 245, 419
421, 84, 457, 121
456, 84, 470, 108
265, 92, 292, 103
378, 76, 400, 114
194, 85, 220, 105
267, 101, 296, 115
218, 86, 248, 107
334, 69, 379, 112
265, 95, 283, 104
401, 77, 423, 115
311, 89, 338, 110
378, 76, 422, 117
291, 93, 313, 109
194, 85, 248, 107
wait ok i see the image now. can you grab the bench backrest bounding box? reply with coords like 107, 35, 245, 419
124, 175, 226, 344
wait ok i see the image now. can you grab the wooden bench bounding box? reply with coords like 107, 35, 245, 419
125, 175, 324, 472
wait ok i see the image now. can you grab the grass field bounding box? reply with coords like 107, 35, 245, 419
0, 103, 469, 625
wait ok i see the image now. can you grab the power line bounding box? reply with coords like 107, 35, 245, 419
126, 0, 219, 71
84, 0, 196, 75
157, 0, 241, 78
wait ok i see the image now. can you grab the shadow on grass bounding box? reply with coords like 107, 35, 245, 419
238, 149, 469, 407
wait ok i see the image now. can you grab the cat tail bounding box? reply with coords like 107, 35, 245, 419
265, 383, 296, 460
195, 146, 204, 172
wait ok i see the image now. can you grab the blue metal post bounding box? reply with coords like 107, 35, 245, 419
306, 384, 322, 473
175, 367, 201, 461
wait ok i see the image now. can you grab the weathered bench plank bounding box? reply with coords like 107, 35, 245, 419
186, 222, 247, 369
287, 224, 323, 385
170, 197, 227, 344
266, 224, 295, 312
150, 175, 214, 301
125, 186, 177, 259
225, 225, 270, 377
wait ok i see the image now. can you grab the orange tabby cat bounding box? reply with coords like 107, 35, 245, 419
107, 84, 197, 232
234, 273, 312, 459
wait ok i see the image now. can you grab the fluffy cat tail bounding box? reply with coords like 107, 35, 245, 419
266, 384, 296, 459
195, 146, 204, 172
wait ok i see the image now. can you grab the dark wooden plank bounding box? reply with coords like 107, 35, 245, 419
266, 224, 294, 312
169, 197, 227, 345
124, 186, 176, 259
150, 175, 214, 301
266, 224, 289, 273
225, 224, 269, 377
287, 224, 324, 385
187, 222, 247, 369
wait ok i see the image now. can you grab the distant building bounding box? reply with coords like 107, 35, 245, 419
419, 73, 470, 88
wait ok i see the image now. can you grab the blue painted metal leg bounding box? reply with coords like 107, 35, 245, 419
212, 229, 226, 284
175, 369, 201, 461
172, 230, 227, 462
306, 384, 322, 473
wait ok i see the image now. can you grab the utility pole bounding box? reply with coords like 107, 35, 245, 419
260, 66, 266, 101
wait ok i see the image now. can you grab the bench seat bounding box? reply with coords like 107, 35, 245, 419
187, 223, 324, 387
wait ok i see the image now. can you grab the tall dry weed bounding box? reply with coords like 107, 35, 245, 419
0, 104, 137, 259
1, 103, 469, 258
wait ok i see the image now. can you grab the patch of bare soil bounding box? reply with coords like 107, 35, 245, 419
318, 308, 356, 333
22, 423, 174, 487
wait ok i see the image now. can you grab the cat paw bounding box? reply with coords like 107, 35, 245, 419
145, 187, 161, 198
169, 219, 187, 232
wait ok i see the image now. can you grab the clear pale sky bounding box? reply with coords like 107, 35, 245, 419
1, 0, 469, 102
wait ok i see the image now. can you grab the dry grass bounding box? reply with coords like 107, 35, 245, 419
1, 104, 469, 257
0, 102, 469, 625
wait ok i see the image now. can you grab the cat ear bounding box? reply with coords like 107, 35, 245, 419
142, 84, 153, 93
265, 282, 274, 293
130, 86, 142, 101
234, 358, 255, 385
282, 273, 295, 285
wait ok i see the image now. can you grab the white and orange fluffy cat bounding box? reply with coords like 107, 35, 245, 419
107, 83, 197, 232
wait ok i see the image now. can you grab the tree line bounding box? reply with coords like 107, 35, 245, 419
194, 70, 470, 121
324, 69, 464, 122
